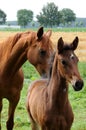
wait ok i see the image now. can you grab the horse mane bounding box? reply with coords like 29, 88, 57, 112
1, 31, 31, 51
10, 31, 31, 50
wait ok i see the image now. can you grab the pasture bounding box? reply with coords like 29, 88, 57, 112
0, 28, 86, 130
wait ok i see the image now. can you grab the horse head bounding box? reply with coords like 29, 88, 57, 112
26, 27, 54, 78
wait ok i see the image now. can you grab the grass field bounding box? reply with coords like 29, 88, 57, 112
0, 28, 86, 130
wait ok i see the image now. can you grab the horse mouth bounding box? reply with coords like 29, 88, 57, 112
41, 70, 48, 78
41, 73, 47, 78
72, 80, 84, 91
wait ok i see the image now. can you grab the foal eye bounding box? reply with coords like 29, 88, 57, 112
61, 60, 67, 66
70, 55, 74, 60
39, 49, 46, 56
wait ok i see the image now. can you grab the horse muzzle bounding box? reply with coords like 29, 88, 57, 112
72, 80, 84, 91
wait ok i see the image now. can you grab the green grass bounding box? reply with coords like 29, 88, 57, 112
1, 61, 86, 130
0, 27, 86, 32
51, 27, 86, 32
69, 62, 86, 130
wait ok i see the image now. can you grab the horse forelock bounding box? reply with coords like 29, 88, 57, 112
63, 43, 72, 51
34, 33, 53, 54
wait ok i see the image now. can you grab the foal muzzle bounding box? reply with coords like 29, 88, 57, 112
72, 80, 84, 91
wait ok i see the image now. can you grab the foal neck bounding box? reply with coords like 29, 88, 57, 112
48, 54, 68, 108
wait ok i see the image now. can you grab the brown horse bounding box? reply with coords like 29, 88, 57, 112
0, 27, 54, 130
26, 37, 84, 130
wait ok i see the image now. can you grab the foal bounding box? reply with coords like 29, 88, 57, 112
0, 27, 54, 130
26, 37, 84, 130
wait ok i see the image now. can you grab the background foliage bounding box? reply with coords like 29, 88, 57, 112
36, 2, 59, 27
0, 2, 76, 27
59, 8, 76, 26
17, 9, 33, 27
36, 3, 76, 27
0, 9, 6, 24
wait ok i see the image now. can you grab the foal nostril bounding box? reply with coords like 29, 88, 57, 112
74, 80, 84, 91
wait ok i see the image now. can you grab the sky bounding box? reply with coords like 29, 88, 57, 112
0, 0, 86, 21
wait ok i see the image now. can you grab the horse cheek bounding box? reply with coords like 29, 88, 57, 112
27, 49, 38, 65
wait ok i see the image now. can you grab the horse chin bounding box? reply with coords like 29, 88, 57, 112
41, 73, 47, 78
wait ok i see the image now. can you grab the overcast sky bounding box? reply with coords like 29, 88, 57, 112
0, 0, 86, 21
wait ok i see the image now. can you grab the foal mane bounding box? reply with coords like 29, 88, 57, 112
48, 51, 55, 79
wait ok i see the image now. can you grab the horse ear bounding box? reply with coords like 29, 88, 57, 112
70, 36, 79, 50
57, 37, 64, 54
37, 26, 43, 39
46, 30, 52, 38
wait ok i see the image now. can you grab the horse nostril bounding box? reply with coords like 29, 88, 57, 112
40, 49, 46, 57
74, 80, 84, 91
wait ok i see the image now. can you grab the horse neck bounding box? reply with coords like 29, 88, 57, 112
2, 37, 29, 77
47, 54, 68, 109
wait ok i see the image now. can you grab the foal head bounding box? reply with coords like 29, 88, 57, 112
26, 27, 54, 78
56, 37, 84, 91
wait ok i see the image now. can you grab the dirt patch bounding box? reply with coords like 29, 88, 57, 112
0, 31, 86, 61
51, 32, 86, 61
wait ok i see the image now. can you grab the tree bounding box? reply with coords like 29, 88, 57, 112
0, 9, 6, 24
36, 2, 59, 27
17, 9, 33, 27
59, 8, 76, 26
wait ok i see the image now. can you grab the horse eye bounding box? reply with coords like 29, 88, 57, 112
39, 49, 46, 56
61, 60, 67, 66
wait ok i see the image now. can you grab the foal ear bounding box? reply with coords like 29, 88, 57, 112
37, 26, 44, 39
57, 37, 64, 54
70, 36, 79, 50
46, 30, 52, 38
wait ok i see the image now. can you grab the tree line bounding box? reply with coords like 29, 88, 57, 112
0, 2, 76, 27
